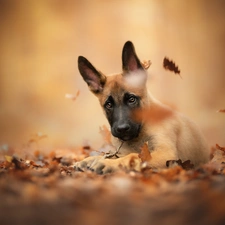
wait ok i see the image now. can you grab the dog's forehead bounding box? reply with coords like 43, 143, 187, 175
100, 73, 145, 104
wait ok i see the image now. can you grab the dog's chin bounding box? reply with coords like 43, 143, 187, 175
120, 136, 135, 141
113, 133, 139, 142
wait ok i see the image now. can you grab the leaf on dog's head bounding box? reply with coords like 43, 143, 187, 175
217, 109, 225, 113
133, 105, 174, 125
138, 143, 151, 163
163, 57, 181, 78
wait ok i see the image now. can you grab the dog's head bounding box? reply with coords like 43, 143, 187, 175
78, 41, 149, 141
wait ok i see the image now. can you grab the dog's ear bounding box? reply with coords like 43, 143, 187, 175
78, 56, 106, 94
122, 41, 143, 72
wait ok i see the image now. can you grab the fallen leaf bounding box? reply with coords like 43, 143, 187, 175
216, 144, 225, 152
99, 125, 112, 144
166, 159, 194, 170
12, 155, 28, 170
4, 155, 12, 163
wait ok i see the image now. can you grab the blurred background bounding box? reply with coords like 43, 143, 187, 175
0, 0, 224, 152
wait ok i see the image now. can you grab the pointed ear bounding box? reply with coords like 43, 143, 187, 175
122, 41, 144, 72
78, 56, 106, 94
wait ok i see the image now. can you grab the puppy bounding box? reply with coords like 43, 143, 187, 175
75, 41, 209, 174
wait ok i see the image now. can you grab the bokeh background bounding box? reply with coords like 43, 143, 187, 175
0, 0, 224, 151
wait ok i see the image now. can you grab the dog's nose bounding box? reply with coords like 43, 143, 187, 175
116, 124, 130, 133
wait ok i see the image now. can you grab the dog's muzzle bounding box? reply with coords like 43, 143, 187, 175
112, 123, 141, 141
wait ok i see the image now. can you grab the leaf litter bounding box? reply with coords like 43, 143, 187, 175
0, 135, 225, 225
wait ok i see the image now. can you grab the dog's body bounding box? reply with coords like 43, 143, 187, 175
76, 41, 209, 174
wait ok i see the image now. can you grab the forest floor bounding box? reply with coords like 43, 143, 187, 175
0, 138, 225, 225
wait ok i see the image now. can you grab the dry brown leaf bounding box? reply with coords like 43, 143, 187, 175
138, 143, 151, 163
12, 156, 28, 170
166, 159, 194, 170
163, 57, 181, 78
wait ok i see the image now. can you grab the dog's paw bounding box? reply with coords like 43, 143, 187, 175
74, 156, 116, 174
74, 155, 103, 172
89, 160, 115, 174
74, 153, 141, 174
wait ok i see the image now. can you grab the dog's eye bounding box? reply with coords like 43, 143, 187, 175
105, 102, 113, 109
128, 96, 137, 104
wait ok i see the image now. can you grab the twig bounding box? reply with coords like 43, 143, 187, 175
104, 141, 124, 159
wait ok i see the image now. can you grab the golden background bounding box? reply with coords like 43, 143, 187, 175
0, 0, 224, 151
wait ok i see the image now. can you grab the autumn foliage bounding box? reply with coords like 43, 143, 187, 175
1, 134, 225, 225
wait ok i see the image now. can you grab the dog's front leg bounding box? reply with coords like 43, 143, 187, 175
74, 153, 141, 174
92, 153, 141, 174
74, 155, 103, 172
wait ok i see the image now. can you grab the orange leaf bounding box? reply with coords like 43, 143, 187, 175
133, 105, 174, 125
216, 144, 225, 152
138, 143, 151, 163
99, 125, 112, 144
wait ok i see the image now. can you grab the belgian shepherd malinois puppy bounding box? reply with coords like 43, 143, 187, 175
75, 41, 209, 174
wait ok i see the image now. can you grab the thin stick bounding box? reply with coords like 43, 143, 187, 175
104, 141, 124, 159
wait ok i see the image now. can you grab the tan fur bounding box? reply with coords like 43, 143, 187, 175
75, 42, 210, 174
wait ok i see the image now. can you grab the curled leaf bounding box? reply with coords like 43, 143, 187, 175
141, 60, 151, 70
